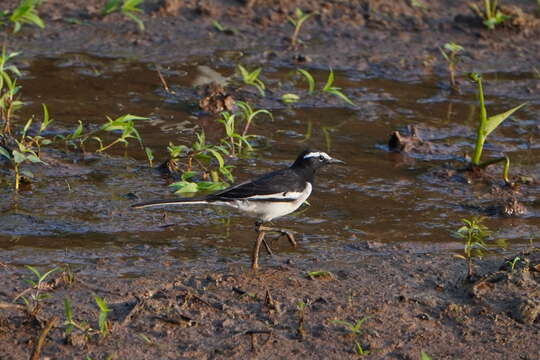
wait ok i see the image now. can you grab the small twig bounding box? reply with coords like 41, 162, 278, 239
156, 67, 173, 94
31, 316, 58, 360
0, 301, 26, 311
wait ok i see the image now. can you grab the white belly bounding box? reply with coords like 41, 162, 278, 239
222, 182, 312, 222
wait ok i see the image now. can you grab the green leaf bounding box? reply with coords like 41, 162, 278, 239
282, 93, 300, 104
297, 69, 315, 93
484, 103, 526, 137
323, 68, 335, 92
26, 153, 44, 164
12, 150, 26, 163
420, 351, 432, 360
171, 181, 198, 194
0, 147, 12, 160
207, 148, 225, 168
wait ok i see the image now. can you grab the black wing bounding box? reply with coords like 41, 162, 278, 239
207, 168, 306, 200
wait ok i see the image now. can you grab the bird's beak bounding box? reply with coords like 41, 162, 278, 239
328, 157, 345, 165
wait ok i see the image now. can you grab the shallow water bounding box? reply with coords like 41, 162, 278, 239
0, 53, 538, 274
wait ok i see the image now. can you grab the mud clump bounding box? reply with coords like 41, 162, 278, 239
388, 125, 432, 154
198, 83, 235, 114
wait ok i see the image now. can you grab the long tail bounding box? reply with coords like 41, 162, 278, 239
131, 197, 209, 209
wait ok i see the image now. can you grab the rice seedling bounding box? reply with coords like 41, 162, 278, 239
0, 48, 23, 136
95, 114, 147, 152
281, 93, 300, 104
420, 351, 432, 360
287, 8, 316, 49
236, 101, 273, 137
468, 73, 526, 184
4, 0, 45, 33
454, 216, 491, 279
296, 300, 307, 339
469, 0, 510, 30
297, 69, 315, 94
332, 316, 371, 356
15, 266, 61, 313
94, 296, 111, 337
0, 117, 48, 191
323, 68, 355, 106
332, 316, 370, 337
102, 0, 145, 31
167, 133, 234, 194
236, 65, 265, 96
218, 111, 252, 156
439, 42, 464, 89
306, 270, 334, 280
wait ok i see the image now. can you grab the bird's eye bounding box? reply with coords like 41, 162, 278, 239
319, 155, 324, 161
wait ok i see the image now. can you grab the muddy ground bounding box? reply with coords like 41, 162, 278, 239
1, 0, 539, 359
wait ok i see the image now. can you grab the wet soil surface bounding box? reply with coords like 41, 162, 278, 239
0, 0, 539, 359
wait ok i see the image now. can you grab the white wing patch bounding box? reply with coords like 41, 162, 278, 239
303, 151, 331, 161
246, 191, 304, 201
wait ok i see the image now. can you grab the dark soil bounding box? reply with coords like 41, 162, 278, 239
1, 0, 539, 359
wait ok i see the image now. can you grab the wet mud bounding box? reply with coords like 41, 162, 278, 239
0, 0, 539, 359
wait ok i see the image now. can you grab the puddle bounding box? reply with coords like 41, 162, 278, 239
1, 53, 538, 273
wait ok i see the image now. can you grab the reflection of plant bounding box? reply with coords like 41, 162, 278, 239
287, 8, 316, 48
468, 73, 526, 184
454, 217, 491, 279
470, 0, 510, 30
102, 0, 145, 31
439, 42, 464, 89
3, 0, 45, 33
236, 65, 265, 96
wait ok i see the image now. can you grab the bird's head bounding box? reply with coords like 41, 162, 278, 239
291, 150, 345, 170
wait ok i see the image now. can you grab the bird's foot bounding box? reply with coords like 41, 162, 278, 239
260, 226, 297, 249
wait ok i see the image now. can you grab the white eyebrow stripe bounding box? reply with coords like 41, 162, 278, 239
303, 151, 331, 160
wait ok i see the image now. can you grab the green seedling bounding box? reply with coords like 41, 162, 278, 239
6, 0, 45, 33
0, 118, 47, 191
144, 146, 154, 167
297, 69, 315, 94
410, 0, 428, 11
0, 48, 23, 136
15, 265, 61, 313
63, 297, 93, 337
306, 270, 334, 280
102, 0, 145, 31
454, 217, 491, 279
167, 133, 234, 194
420, 351, 432, 360
218, 111, 252, 156
468, 73, 526, 184
354, 341, 370, 356
212, 20, 236, 35
95, 296, 111, 337
287, 8, 316, 49
236, 101, 273, 137
439, 42, 464, 89
470, 0, 510, 30
323, 68, 355, 106
296, 301, 307, 339
506, 256, 521, 273
281, 93, 300, 104
96, 114, 147, 152
236, 65, 265, 96
333, 317, 371, 355
332, 316, 370, 336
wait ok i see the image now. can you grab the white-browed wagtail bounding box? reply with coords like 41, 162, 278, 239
132, 150, 344, 269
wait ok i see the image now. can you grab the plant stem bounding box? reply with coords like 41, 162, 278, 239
472, 75, 487, 165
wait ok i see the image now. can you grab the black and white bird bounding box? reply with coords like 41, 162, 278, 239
132, 150, 344, 269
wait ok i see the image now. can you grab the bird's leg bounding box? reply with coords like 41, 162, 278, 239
259, 225, 297, 248
252, 222, 267, 270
